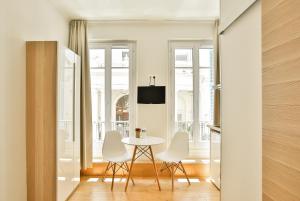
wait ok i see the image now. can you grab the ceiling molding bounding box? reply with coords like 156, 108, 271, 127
87, 18, 218, 24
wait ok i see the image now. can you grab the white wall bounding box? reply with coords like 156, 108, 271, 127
219, 0, 257, 32
220, 1, 261, 201
88, 21, 214, 151
0, 0, 69, 200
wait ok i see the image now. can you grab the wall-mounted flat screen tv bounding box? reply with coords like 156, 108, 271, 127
137, 86, 166, 104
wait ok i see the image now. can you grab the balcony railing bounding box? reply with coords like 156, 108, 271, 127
92, 121, 105, 141
92, 120, 211, 160
92, 120, 210, 143
176, 120, 193, 140
92, 120, 129, 141
57, 120, 73, 141
111, 121, 130, 138
175, 120, 211, 142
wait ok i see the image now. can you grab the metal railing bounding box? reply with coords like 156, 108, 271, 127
57, 120, 73, 141
92, 120, 210, 142
92, 120, 129, 141
175, 120, 211, 142
92, 121, 105, 141
200, 121, 211, 141
92, 120, 211, 160
176, 120, 193, 140
111, 121, 130, 138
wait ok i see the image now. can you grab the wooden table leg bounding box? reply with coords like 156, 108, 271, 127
149, 146, 161, 191
125, 145, 137, 192
125, 162, 135, 185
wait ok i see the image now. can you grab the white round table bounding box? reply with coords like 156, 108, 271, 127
122, 136, 165, 146
122, 136, 165, 191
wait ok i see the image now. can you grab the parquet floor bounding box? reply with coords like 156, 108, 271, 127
68, 177, 220, 201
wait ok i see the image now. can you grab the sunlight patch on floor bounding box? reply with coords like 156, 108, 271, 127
87, 178, 99, 182
177, 178, 200, 183
103, 178, 126, 182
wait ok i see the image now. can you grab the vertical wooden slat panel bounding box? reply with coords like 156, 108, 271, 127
26, 41, 57, 201
262, 0, 300, 200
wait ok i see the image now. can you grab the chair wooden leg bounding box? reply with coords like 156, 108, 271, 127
166, 162, 172, 176
159, 162, 166, 172
111, 163, 116, 191
171, 163, 174, 191
159, 162, 171, 176
121, 162, 125, 179
102, 161, 111, 182
179, 161, 190, 185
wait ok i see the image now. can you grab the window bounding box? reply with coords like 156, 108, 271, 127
89, 42, 136, 161
170, 41, 214, 157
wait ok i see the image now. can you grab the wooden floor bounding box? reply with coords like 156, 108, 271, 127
68, 177, 220, 201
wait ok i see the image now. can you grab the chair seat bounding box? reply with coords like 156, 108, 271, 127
156, 151, 183, 163
104, 152, 132, 163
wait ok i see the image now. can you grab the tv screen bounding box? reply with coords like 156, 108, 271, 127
137, 86, 165, 104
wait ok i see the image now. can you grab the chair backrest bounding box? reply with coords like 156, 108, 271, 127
102, 131, 127, 160
168, 131, 189, 160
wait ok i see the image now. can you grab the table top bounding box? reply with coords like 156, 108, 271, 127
122, 136, 165, 146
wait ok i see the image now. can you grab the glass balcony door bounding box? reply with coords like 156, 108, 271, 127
170, 41, 214, 157
89, 43, 136, 161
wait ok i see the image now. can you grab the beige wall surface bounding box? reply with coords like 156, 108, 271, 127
0, 0, 68, 200
220, 1, 262, 201
220, 0, 257, 32
88, 21, 215, 152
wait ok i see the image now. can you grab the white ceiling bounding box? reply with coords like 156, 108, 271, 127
49, 0, 219, 21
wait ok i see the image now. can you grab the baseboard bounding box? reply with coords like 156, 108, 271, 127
81, 162, 209, 178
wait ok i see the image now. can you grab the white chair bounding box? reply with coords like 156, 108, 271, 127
102, 131, 134, 191
156, 131, 190, 191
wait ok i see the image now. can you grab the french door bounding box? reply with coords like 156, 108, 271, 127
169, 41, 214, 152
89, 42, 136, 160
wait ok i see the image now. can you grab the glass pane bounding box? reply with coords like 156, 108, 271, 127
89, 49, 105, 68
90, 68, 105, 160
175, 49, 193, 67
57, 51, 75, 195
199, 68, 214, 141
57, 52, 74, 157
112, 68, 129, 137
112, 48, 129, 67
199, 48, 213, 67
175, 68, 193, 140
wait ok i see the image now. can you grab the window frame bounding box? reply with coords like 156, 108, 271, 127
89, 41, 137, 140
169, 40, 214, 150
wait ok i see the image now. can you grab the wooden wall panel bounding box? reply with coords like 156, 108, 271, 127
26, 41, 57, 201
262, 0, 300, 200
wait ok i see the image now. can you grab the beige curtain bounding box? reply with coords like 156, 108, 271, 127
213, 20, 221, 127
69, 20, 93, 169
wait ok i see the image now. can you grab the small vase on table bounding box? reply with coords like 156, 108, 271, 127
135, 128, 141, 138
